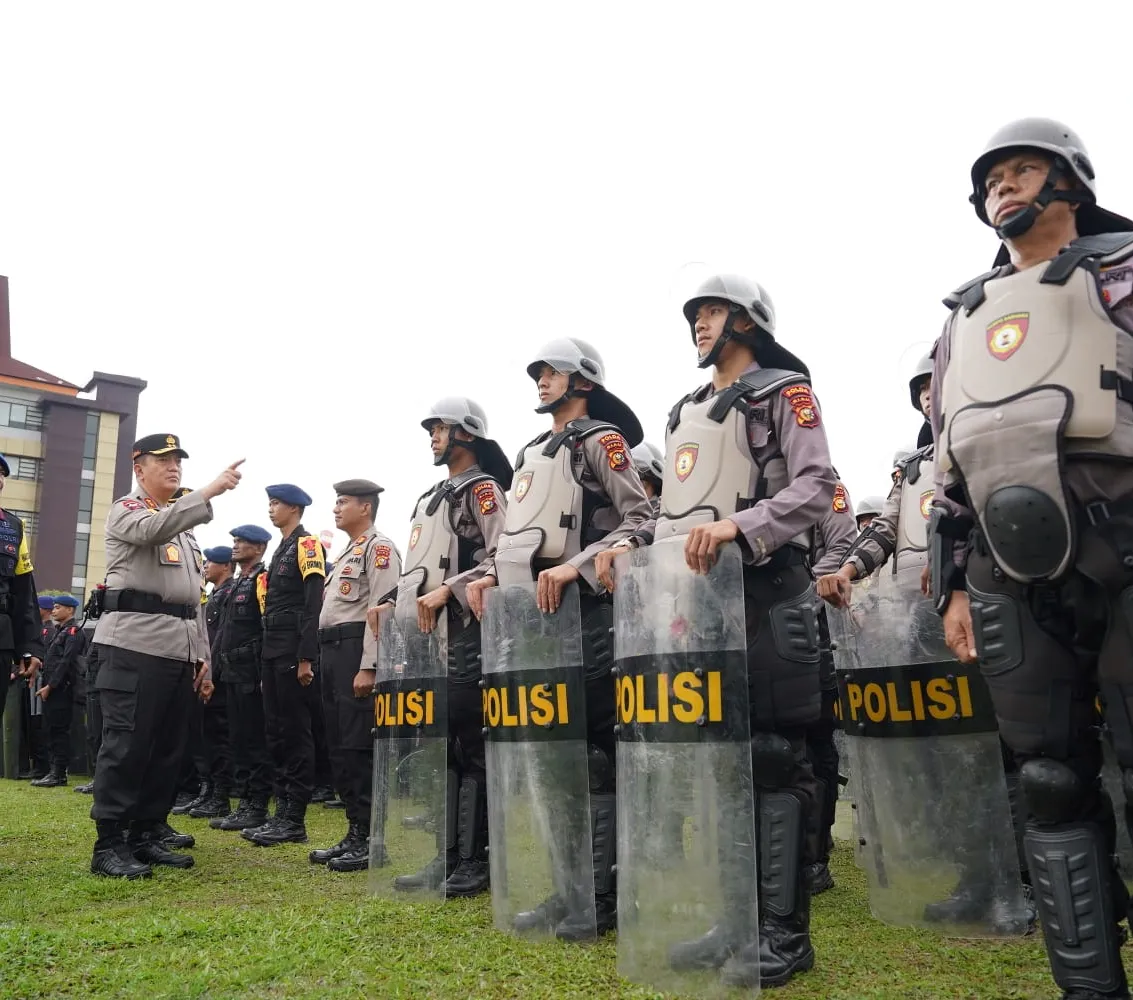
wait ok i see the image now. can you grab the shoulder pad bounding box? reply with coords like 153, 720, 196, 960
449, 469, 494, 495
514, 431, 552, 471
734, 368, 808, 402
1074, 231, 1133, 265
567, 418, 619, 441
412, 482, 443, 513
943, 267, 1008, 312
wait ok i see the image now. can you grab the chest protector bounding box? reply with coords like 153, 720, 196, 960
494, 419, 614, 588
940, 232, 1133, 583
655, 369, 809, 552
401, 469, 493, 596
894, 446, 934, 571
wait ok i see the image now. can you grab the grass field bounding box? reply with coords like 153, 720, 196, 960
0, 780, 1082, 1000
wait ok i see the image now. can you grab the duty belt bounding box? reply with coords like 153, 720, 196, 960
103, 589, 197, 620
263, 611, 301, 631
221, 642, 261, 665
318, 621, 367, 643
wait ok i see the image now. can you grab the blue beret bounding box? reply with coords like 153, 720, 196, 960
53, 595, 80, 608
230, 524, 271, 544
203, 545, 234, 564
38, 596, 55, 609
266, 484, 312, 507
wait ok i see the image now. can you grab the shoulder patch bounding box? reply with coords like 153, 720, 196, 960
374, 544, 391, 570
68, 626, 78, 636
832, 484, 849, 514
781, 384, 820, 428
297, 536, 326, 579
472, 481, 497, 515
598, 432, 630, 472
16, 534, 33, 575
119, 499, 145, 512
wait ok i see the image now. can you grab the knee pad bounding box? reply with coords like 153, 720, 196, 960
586, 744, 614, 794
750, 732, 796, 789
1019, 758, 1087, 825
769, 586, 820, 664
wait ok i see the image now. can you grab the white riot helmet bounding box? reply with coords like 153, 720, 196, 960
421, 397, 514, 489
525, 338, 644, 446
856, 495, 884, 522
682, 274, 775, 370
631, 442, 664, 484
908, 353, 933, 414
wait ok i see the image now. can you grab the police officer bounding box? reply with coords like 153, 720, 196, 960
242, 484, 325, 847
469, 338, 651, 940
855, 495, 884, 532
310, 479, 401, 873
598, 273, 834, 987
89, 435, 242, 878
631, 442, 663, 513
931, 119, 1133, 1000
0, 451, 44, 745
20, 596, 53, 780
185, 546, 237, 819
30, 595, 84, 787
75, 588, 104, 795
806, 478, 857, 893
210, 525, 275, 832
390, 399, 511, 898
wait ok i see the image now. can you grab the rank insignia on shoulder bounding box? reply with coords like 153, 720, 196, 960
599, 432, 630, 472
472, 482, 497, 515
782, 385, 820, 428
832, 484, 849, 513
374, 544, 391, 570
143, 497, 160, 511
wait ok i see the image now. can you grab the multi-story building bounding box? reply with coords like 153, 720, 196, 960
0, 276, 146, 601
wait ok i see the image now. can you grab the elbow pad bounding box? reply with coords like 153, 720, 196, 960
929, 509, 972, 614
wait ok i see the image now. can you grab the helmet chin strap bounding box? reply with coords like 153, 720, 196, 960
695, 309, 760, 370
534, 373, 579, 414
984, 159, 1088, 240
433, 430, 476, 467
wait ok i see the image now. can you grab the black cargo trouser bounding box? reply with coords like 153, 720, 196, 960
85, 650, 103, 770
90, 645, 194, 842
319, 626, 373, 828
262, 656, 318, 809
43, 684, 74, 772
806, 606, 840, 863
202, 681, 233, 797
225, 675, 274, 804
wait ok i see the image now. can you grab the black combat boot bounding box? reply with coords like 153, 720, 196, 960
91, 822, 152, 880
242, 794, 287, 841
323, 796, 346, 810
442, 774, 491, 898
129, 826, 195, 869
155, 821, 195, 849
396, 769, 460, 891
310, 823, 360, 865
173, 781, 209, 815
721, 789, 814, 989
327, 826, 372, 872
211, 799, 254, 830
249, 799, 308, 846
513, 895, 570, 934
190, 788, 231, 819
74, 780, 95, 794
803, 860, 834, 895
31, 767, 67, 788
310, 785, 335, 804
557, 793, 618, 941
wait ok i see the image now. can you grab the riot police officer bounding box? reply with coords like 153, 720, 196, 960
311, 479, 400, 873
388, 399, 511, 898
31, 595, 85, 788
597, 274, 834, 987
855, 495, 884, 532
89, 435, 242, 878
806, 479, 857, 893
242, 484, 325, 848
931, 118, 1133, 1000
211, 525, 274, 832
630, 442, 663, 514
468, 339, 651, 940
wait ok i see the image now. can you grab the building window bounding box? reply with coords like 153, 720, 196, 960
9, 509, 37, 536
0, 399, 44, 431
8, 456, 41, 481
82, 412, 99, 473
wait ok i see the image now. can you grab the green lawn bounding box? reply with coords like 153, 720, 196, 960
0, 781, 1075, 999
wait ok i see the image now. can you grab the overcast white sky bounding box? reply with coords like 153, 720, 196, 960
3, 3, 1132, 559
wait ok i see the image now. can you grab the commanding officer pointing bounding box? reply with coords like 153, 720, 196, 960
89, 434, 242, 879
931, 119, 1133, 1000
311, 479, 400, 873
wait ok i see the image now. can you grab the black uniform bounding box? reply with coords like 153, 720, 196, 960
213, 564, 274, 829
0, 510, 44, 718
36, 617, 86, 781
258, 526, 325, 825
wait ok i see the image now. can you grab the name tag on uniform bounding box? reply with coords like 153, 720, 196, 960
159, 544, 182, 565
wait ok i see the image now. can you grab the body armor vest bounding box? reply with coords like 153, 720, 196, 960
894, 445, 934, 572
493, 419, 615, 588
940, 232, 1133, 583
655, 369, 811, 555
401, 468, 493, 596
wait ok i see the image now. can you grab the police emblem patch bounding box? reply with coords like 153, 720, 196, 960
782, 384, 820, 428
408, 525, 422, 550
514, 471, 533, 502
674, 444, 699, 483
920, 490, 934, 520
986, 312, 1029, 360
473, 481, 496, 515
832, 484, 849, 513
374, 544, 391, 569
599, 432, 629, 472
340, 581, 352, 595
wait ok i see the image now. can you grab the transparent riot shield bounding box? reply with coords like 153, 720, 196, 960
369, 583, 448, 898
830, 566, 1027, 936
482, 580, 593, 937
614, 542, 758, 997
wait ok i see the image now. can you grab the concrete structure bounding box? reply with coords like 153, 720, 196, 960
0, 276, 146, 600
